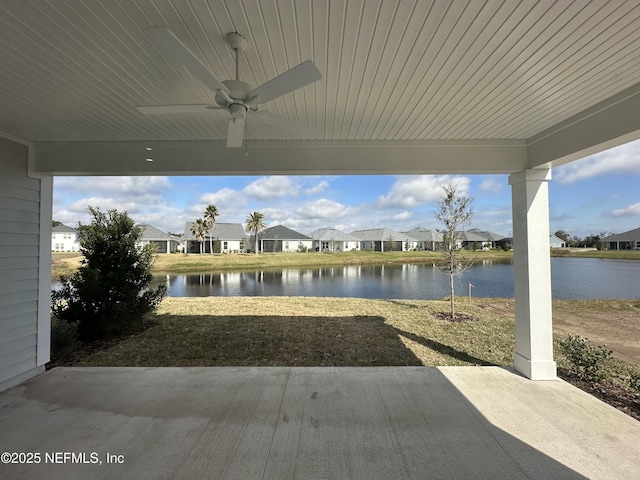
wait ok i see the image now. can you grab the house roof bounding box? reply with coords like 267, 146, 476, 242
459, 231, 487, 242
466, 228, 506, 242
351, 228, 417, 242
308, 228, 360, 242
403, 228, 444, 242
52, 225, 76, 234
603, 227, 640, 242
182, 222, 246, 240
138, 224, 175, 241
260, 225, 311, 241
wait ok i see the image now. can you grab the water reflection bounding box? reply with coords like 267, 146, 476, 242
163, 262, 513, 299
64, 258, 640, 300
158, 258, 640, 300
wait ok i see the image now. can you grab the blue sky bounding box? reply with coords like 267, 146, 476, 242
53, 139, 640, 239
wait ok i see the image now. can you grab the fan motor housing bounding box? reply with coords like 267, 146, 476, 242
216, 79, 252, 106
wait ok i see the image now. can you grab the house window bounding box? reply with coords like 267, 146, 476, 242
223, 241, 228, 251
321, 241, 329, 250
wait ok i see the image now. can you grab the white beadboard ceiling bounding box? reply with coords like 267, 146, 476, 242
2, 0, 640, 174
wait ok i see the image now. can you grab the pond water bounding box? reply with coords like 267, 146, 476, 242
156, 257, 640, 300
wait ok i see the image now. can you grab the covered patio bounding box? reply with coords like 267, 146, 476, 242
2, 1, 640, 475
2, 366, 640, 479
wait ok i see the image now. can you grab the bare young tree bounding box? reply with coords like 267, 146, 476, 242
434, 182, 474, 319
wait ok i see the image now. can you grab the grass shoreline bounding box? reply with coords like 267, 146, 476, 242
52, 249, 640, 280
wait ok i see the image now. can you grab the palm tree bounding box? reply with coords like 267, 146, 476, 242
204, 204, 219, 254
245, 211, 266, 255
190, 218, 207, 255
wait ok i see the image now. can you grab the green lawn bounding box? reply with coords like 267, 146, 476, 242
73, 296, 517, 367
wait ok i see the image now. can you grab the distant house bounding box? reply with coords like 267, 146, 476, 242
351, 228, 417, 252
183, 222, 246, 254
603, 228, 640, 250
464, 228, 506, 250
51, 225, 79, 252
137, 224, 180, 254
458, 229, 489, 249
257, 225, 313, 253
403, 228, 443, 251
308, 228, 361, 252
549, 234, 567, 248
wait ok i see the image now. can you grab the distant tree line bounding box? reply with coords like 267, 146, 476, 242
554, 230, 610, 250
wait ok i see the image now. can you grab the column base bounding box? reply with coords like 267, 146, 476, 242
514, 353, 557, 380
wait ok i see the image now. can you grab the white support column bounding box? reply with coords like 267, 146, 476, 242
509, 169, 556, 380
37, 175, 53, 366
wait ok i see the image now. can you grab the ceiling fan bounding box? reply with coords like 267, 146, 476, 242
137, 27, 322, 148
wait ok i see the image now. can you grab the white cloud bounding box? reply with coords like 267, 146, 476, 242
54, 176, 172, 196
297, 199, 356, 220
198, 188, 247, 213
53, 175, 194, 234
252, 200, 359, 232
554, 140, 640, 183
377, 175, 471, 208
69, 197, 142, 214
608, 202, 640, 217
243, 176, 300, 199
478, 177, 504, 194
305, 181, 330, 195
393, 211, 412, 220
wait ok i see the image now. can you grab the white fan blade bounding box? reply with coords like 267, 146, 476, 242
227, 117, 245, 148
253, 110, 316, 137
136, 104, 222, 114
250, 60, 321, 104
144, 27, 230, 96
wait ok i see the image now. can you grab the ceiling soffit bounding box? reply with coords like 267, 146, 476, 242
1, 1, 640, 174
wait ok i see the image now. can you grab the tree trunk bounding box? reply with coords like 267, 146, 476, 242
450, 269, 455, 319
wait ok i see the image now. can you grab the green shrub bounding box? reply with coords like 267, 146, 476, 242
557, 334, 612, 382
51, 317, 79, 360
630, 372, 640, 392
51, 207, 167, 342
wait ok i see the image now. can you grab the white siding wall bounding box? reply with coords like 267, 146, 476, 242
221, 240, 242, 253
281, 240, 313, 252
52, 232, 79, 252
0, 138, 50, 391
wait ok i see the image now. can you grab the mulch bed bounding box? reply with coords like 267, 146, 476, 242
557, 368, 640, 422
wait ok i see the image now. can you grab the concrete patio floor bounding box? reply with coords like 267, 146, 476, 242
1, 366, 639, 479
